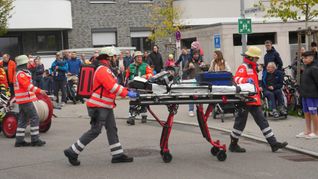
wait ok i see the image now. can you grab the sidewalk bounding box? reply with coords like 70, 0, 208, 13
115, 99, 318, 157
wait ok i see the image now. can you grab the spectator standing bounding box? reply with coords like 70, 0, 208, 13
67, 52, 82, 76
208, 50, 231, 72
184, 49, 203, 117
148, 45, 163, 74
32, 56, 44, 87
291, 47, 306, 79
51, 53, 68, 106
264, 40, 283, 70
297, 51, 318, 139
123, 51, 133, 70
175, 47, 191, 79
117, 52, 125, 85
261, 62, 287, 118
89, 50, 99, 63
143, 51, 149, 63
0, 54, 16, 95
40, 70, 53, 95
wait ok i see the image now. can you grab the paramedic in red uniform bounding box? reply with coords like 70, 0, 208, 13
229, 46, 288, 153
64, 47, 138, 166
14, 55, 47, 147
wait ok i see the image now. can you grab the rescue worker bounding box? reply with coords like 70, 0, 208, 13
0, 54, 16, 96
14, 55, 47, 147
64, 47, 138, 166
125, 51, 153, 125
230, 46, 288, 153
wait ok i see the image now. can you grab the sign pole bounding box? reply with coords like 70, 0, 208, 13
240, 0, 247, 54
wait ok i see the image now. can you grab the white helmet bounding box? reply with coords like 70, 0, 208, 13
15, 55, 29, 66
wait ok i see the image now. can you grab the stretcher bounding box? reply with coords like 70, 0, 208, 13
128, 72, 256, 163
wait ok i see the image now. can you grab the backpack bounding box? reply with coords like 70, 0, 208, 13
77, 64, 101, 98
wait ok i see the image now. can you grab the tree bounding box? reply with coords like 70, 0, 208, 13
147, 0, 182, 42
0, 0, 14, 36
256, 0, 318, 23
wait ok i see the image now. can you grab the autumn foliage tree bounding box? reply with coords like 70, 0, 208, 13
0, 0, 13, 36
147, 0, 182, 42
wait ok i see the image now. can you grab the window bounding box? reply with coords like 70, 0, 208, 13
92, 32, 117, 47
233, 32, 276, 46
130, 31, 152, 51
181, 38, 196, 49
289, 31, 306, 44
36, 32, 60, 52
89, 0, 115, 4
0, 37, 21, 58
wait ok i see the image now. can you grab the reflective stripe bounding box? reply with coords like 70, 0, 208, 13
32, 86, 38, 93
16, 128, 25, 132
30, 126, 39, 130
87, 99, 113, 109
91, 93, 113, 102
31, 131, 39, 135
109, 143, 121, 149
77, 140, 85, 149
15, 95, 37, 102
16, 133, 25, 137
265, 132, 274, 138
262, 127, 271, 134
238, 78, 244, 84
231, 132, 239, 139
111, 149, 124, 155
308, 107, 317, 111
72, 144, 80, 154
234, 77, 240, 83
233, 129, 242, 135
116, 86, 123, 96
15, 92, 29, 97
110, 83, 119, 93
27, 84, 34, 91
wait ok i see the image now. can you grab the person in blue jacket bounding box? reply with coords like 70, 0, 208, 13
261, 62, 287, 118
264, 40, 283, 71
67, 52, 82, 76
51, 52, 68, 105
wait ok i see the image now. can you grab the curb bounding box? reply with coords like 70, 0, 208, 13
117, 116, 318, 158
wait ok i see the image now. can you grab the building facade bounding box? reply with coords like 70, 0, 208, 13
1, 0, 165, 58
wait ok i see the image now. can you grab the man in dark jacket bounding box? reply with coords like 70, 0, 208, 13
262, 62, 287, 118
298, 51, 318, 139
147, 45, 163, 73
175, 47, 191, 79
264, 40, 283, 70
51, 52, 68, 105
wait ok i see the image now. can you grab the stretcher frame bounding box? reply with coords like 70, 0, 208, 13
130, 88, 256, 163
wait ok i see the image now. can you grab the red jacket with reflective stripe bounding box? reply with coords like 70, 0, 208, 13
233, 58, 261, 106
86, 65, 128, 109
14, 70, 41, 104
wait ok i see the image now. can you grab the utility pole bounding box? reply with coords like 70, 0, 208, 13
240, 0, 247, 54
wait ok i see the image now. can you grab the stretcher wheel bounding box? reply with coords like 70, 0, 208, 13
210, 146, 220, 156
2, 112, 18, 138
162, 152, 173, 163
216, 150, 227, 161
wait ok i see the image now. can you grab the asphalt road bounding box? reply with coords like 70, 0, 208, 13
0, 103, 317, 179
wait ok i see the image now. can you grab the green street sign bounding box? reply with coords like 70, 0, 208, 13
238, 18, 252, 34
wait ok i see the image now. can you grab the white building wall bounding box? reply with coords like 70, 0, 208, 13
8, 0, 72, 30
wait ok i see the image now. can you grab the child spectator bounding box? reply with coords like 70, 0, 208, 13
165, 54, 175, 69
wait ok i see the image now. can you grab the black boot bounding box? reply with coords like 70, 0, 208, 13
64, 149, 80, 166
31, 139, 46, 147
15, 141, 31, 147
229, 136, 246, 153
127, 117, 135, 125
111, 154, 134, 163
271, 142, 288, 152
